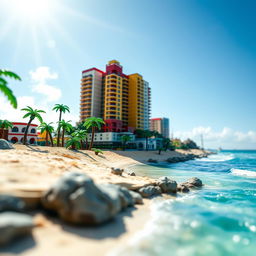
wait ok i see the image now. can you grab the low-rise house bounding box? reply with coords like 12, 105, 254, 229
8, 122, 38, 144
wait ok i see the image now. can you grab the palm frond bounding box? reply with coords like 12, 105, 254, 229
0, 79, 17, 108
0, 70, 21, 81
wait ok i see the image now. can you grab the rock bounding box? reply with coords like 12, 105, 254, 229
148, 158, 158, 163
156, 177, 177, 193
177, 184, 190, 193
127, 170, 136, 176
111, 167, 124, 176
138, 186, 162, 198
0, 139, 14, 150
99, 184, 123, 214
42, 172, 137, 225
129, 191, 143, 204
0, 212, 34, 246
42, 172, 121, 225
0, 195, 26, 212
182, 177, 203, 188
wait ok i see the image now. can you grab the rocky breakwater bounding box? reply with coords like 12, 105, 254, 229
136, 176, 203, 198
166, 152, 210, 164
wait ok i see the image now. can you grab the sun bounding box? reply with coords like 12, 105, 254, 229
5, 0, 54, 24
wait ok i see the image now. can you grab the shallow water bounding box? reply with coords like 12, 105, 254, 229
113, 150, 256, 256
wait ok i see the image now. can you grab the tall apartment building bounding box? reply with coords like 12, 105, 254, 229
150, 117, 170, 138
80, 60, 151, 131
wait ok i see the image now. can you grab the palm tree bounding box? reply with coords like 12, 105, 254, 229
59, 120, 73, 147
83, 117, 105, 150
72, 129, 88, 149
65, 136, 81, 150
0, 119, 13, 139
0, 69, 21, 109
53, 104, 70, 147
121, 135, 131, 151
135, 129, 154, 151
39, 122, 54, 146
21, 106, 45, 145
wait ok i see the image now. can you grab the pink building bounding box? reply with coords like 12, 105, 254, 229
8, 122, 38, 144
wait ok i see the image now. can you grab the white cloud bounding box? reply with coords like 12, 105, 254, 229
174, 126, 256, 149
30, 67, 62, 102
0, 96, 78, 127
0, 66, 78, 126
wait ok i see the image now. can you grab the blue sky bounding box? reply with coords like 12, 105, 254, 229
0, 0, 256, 149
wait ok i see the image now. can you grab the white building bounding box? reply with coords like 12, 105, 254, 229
80, 68, 104, 121
8, 122, 38, 144
88, 132, 135, 143
134, 138, 163, 150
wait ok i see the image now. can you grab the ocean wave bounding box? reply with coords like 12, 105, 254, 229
231, 168, 256, 177
196, 154, 234, 162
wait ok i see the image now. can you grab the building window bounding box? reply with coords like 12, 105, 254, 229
22, 127, 26, 133
12, 127, 19, 132
11, 137, 18, 143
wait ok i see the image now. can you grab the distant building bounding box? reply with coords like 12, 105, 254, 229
80, 60, 151, 131
8, 122, 38, 144
150, 117, 170, 138
88, 132, 135, 148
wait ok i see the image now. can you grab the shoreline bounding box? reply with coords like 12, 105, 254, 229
0, 145, 211, 256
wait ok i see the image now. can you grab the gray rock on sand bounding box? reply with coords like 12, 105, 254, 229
0, 139, 14, 150
42, 172, 141, 225
183, 177, 203, 188
177, 184, 190, 193
101, 184, 140, 208
129, 191, 143, 204
127, 170, 136, 176
148, 158, 158, 163
138, 185, 162, 198
0, 195, 26, 212
111, 167, 124, 176
42, 172, 120, 225
156, 177, 177, 193
0, 212, 34, 246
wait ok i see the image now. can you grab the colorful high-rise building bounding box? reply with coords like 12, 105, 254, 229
150, 117, 170, 138
80, 60, 151, 132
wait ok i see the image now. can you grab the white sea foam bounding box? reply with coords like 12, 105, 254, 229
231, 168, 256, 177
196, 154, 234, 162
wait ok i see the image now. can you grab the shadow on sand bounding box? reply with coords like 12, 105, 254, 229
25, 145, 49, 153
0, 235, 36, 254
49, 206, 137, 240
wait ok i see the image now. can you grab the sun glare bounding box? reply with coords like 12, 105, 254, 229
6, 0, 53, 23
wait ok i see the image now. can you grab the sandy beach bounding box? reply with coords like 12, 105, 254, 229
0, 145, 208, 256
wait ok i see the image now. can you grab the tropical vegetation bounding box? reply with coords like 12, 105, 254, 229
121, 135, 131, 151
0, 119, 13, 139
83, 117, 105, 150
65, 135, 81, 150
71, 129, 88, 149
53, 104, 70, 147
0, 69, 21, 108
21, 106, 45, 145
39, 122, 54, 146
59, 120, 73, 147
91, 148, 103, 156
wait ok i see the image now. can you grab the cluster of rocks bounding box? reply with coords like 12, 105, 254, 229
42, 172, 143, 225
111, 167, 136, 176
136, 176, 203, 198
166, 154, 196, 163
147, 158, 158, 163
0, 169, 203, 247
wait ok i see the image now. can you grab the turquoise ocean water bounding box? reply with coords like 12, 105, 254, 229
113, 150, 256, 256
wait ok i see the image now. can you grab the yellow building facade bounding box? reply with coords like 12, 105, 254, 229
81, 60, 150, 131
